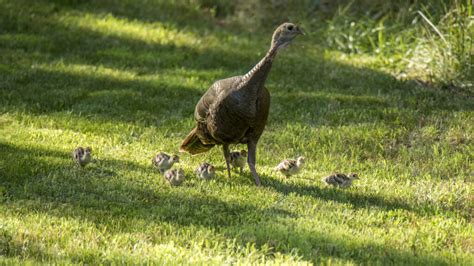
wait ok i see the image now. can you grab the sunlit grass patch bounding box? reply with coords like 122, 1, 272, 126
59, 12, 217, 49
35, 62, 138, 81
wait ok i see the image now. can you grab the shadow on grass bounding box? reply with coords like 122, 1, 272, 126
230, 221, 448, 265
2, 66, 201, 123
262, 173, 460, 219
0, 142, 451, 264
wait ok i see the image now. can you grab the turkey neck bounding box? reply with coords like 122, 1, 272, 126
237, 44, 279, 91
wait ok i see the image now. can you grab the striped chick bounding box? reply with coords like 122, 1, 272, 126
164, 168, 186, 186
321, 173, 359, 188
230, 150, 247, 174
152, 152, 179, 174
274, 156, 305, 178
72, 147, 92, 167
195, 162, 216, 180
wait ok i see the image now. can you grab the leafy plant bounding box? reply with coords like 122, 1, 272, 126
410, 1, 473, 90
323, 0, 473, 92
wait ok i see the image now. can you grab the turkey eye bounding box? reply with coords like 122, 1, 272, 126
287, 25, 294, 31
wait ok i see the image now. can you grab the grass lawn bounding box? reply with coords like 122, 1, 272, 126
0, 0, 472, 264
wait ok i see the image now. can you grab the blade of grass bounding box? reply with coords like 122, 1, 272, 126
417, 10, 448, 46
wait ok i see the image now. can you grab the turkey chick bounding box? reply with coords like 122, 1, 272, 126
275, 156, 305, 178
72, 147, 92, 167
152, 152, 179, 173
230, 150, 247, 174
322, 173, 359, 188
164, 168, 186, 186
195, 162, 216, 180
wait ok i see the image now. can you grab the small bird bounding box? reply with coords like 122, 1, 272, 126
195, 162, 216, 180
274, 156, 305, 178
72, 147, 92, 167
152, 152, 179, 174
321, 173, 359, 188
230, 150, 247, 174
164, 168, 185, 186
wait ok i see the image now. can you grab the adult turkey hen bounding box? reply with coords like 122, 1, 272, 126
180, 23, 304, 186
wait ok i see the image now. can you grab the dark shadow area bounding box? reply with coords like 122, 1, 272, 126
2, 66, 201, 124
262, 173, 467, 220
228, 221, 449, 265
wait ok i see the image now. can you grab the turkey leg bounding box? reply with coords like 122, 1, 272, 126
223, 144, 232, 178
247, 141, 261, 186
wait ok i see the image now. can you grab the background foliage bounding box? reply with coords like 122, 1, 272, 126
195, 0, 473, 91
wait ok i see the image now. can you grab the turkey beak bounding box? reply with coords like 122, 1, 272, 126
296, 27, 305, 35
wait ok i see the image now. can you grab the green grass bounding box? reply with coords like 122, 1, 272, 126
322, 0, 473, 91
0, 0, 473, 264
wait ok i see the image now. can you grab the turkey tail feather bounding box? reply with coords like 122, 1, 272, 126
180, 127, 214, 155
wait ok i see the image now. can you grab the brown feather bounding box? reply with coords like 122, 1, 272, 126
180, 127, 215, 154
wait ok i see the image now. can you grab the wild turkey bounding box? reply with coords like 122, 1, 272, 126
274, 156, 305, 178
321, 173, 359, 188
72, 147, 92, 167
180, 23, 304, 186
